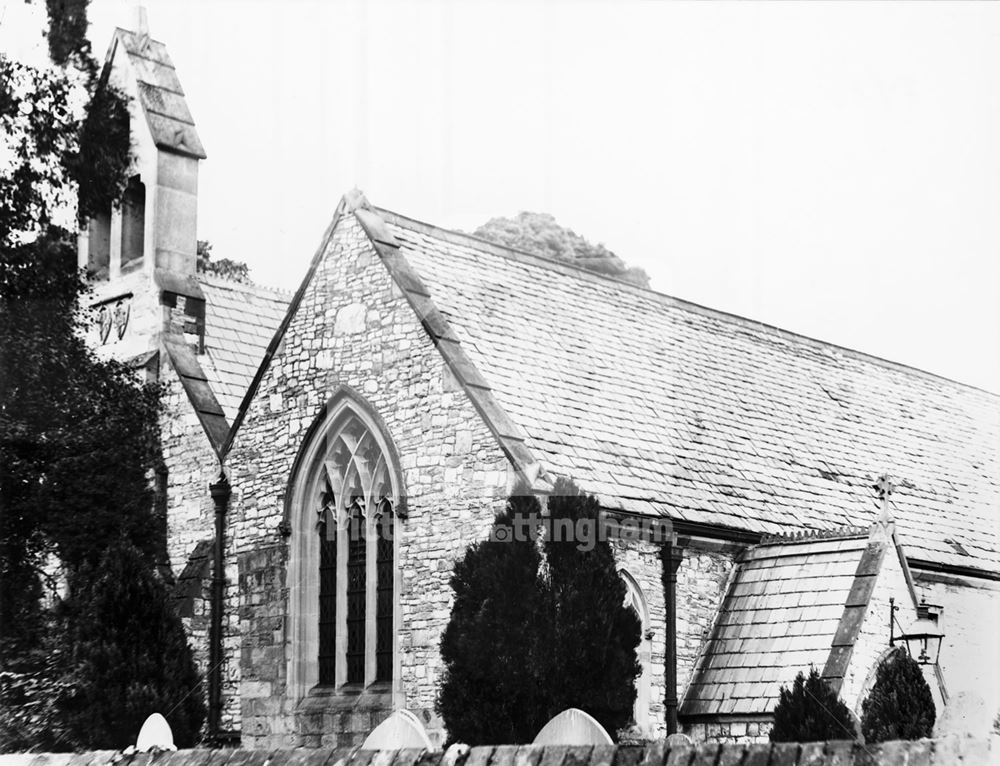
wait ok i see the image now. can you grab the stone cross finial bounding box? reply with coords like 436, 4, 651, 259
874, 474, 895, 501
872, 473, 897, 533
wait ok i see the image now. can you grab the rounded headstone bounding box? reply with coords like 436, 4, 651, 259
135, 713, 176, 752
362, 709, 434, 750
532, 708, 613, 746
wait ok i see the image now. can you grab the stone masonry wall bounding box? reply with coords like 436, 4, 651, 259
7, 738, 998, 766
915, 571, 1000, 737
674, 542, 739, 695
160, 360, 219, 577
613, 541, 667, 740
225, 215, 513, 748
683, 718, 773, 744
159, 354, 227, 726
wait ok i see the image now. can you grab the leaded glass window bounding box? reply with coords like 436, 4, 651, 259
309, 410, 398, 690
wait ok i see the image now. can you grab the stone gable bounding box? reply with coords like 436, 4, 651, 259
226, 214, 513, 747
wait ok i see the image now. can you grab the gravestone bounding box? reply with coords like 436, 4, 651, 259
532, 708, 613, 746
135, 713, 176, 751
362, 709, 434, 750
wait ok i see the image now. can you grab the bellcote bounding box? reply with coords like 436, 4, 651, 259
78, 9, 206, 364
78, 11, 205, 284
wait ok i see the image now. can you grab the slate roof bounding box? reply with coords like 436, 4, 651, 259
198, 275, 291, 421
232, 193, 1000, 575
369, 205, 1000, 574
680, 533, 873, 717
105, 28, 206, 159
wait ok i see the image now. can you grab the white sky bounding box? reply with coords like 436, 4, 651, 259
3, 1, 999, 392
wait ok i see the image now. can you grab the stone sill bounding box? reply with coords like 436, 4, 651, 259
297, 683, 393, 713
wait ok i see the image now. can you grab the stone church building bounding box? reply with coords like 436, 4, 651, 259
81, 19, 999, 750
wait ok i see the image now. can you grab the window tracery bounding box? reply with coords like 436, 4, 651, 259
288, 399, 401, 698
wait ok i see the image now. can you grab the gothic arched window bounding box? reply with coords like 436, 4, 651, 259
287, 397, 402, 698
621, 570, 652, 734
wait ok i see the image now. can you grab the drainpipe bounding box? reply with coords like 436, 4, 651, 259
662, 538, 684, 734
208, 473, 231, 740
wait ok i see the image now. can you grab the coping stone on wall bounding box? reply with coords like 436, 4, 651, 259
1, 737, 996, 766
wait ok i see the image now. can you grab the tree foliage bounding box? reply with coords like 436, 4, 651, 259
437, 494, 551, 745
56, 540, 205, 749
196, 239, 251, 283
1, 1, 204, 750
437, 480, 641, 745
473, 212, 650, 288
770, 668, 857, 742
860, 648, 935, 743
543, 478, 642, 734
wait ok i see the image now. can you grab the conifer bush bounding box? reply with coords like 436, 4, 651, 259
56, 540, 205, 749
437, 480, 641, 745
543, 478, 642, 736
860, 648, 935, 742
437, 494, 550, 745
770, 668, 857, 742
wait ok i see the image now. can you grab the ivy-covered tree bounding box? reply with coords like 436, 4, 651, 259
473, 212, 651, 288
1, 1, 202, 750
437, 494, 551, 745
860, 648, 935, 743
770, 668, 857, 742
437, 480, 641, 744
56, 540, 205, 749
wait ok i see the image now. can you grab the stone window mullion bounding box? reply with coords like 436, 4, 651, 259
288, 400, 401, 701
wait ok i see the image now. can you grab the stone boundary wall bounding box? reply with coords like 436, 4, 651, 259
2, 738, 996, 766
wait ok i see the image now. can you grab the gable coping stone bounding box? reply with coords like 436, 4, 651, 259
351, 204, 550, 493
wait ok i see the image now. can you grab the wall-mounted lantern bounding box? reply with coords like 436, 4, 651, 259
890, 597, 944, 665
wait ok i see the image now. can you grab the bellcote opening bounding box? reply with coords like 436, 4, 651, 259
86, 207, 112, 279
120, 175, 146, 271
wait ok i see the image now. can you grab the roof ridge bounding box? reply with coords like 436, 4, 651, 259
759, 526, 870, 545
374, 206, 998, 397
197, 272, 293, 298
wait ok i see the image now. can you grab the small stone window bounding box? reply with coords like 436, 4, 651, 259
120, 175, 145, 269
287, 395, 402, 699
